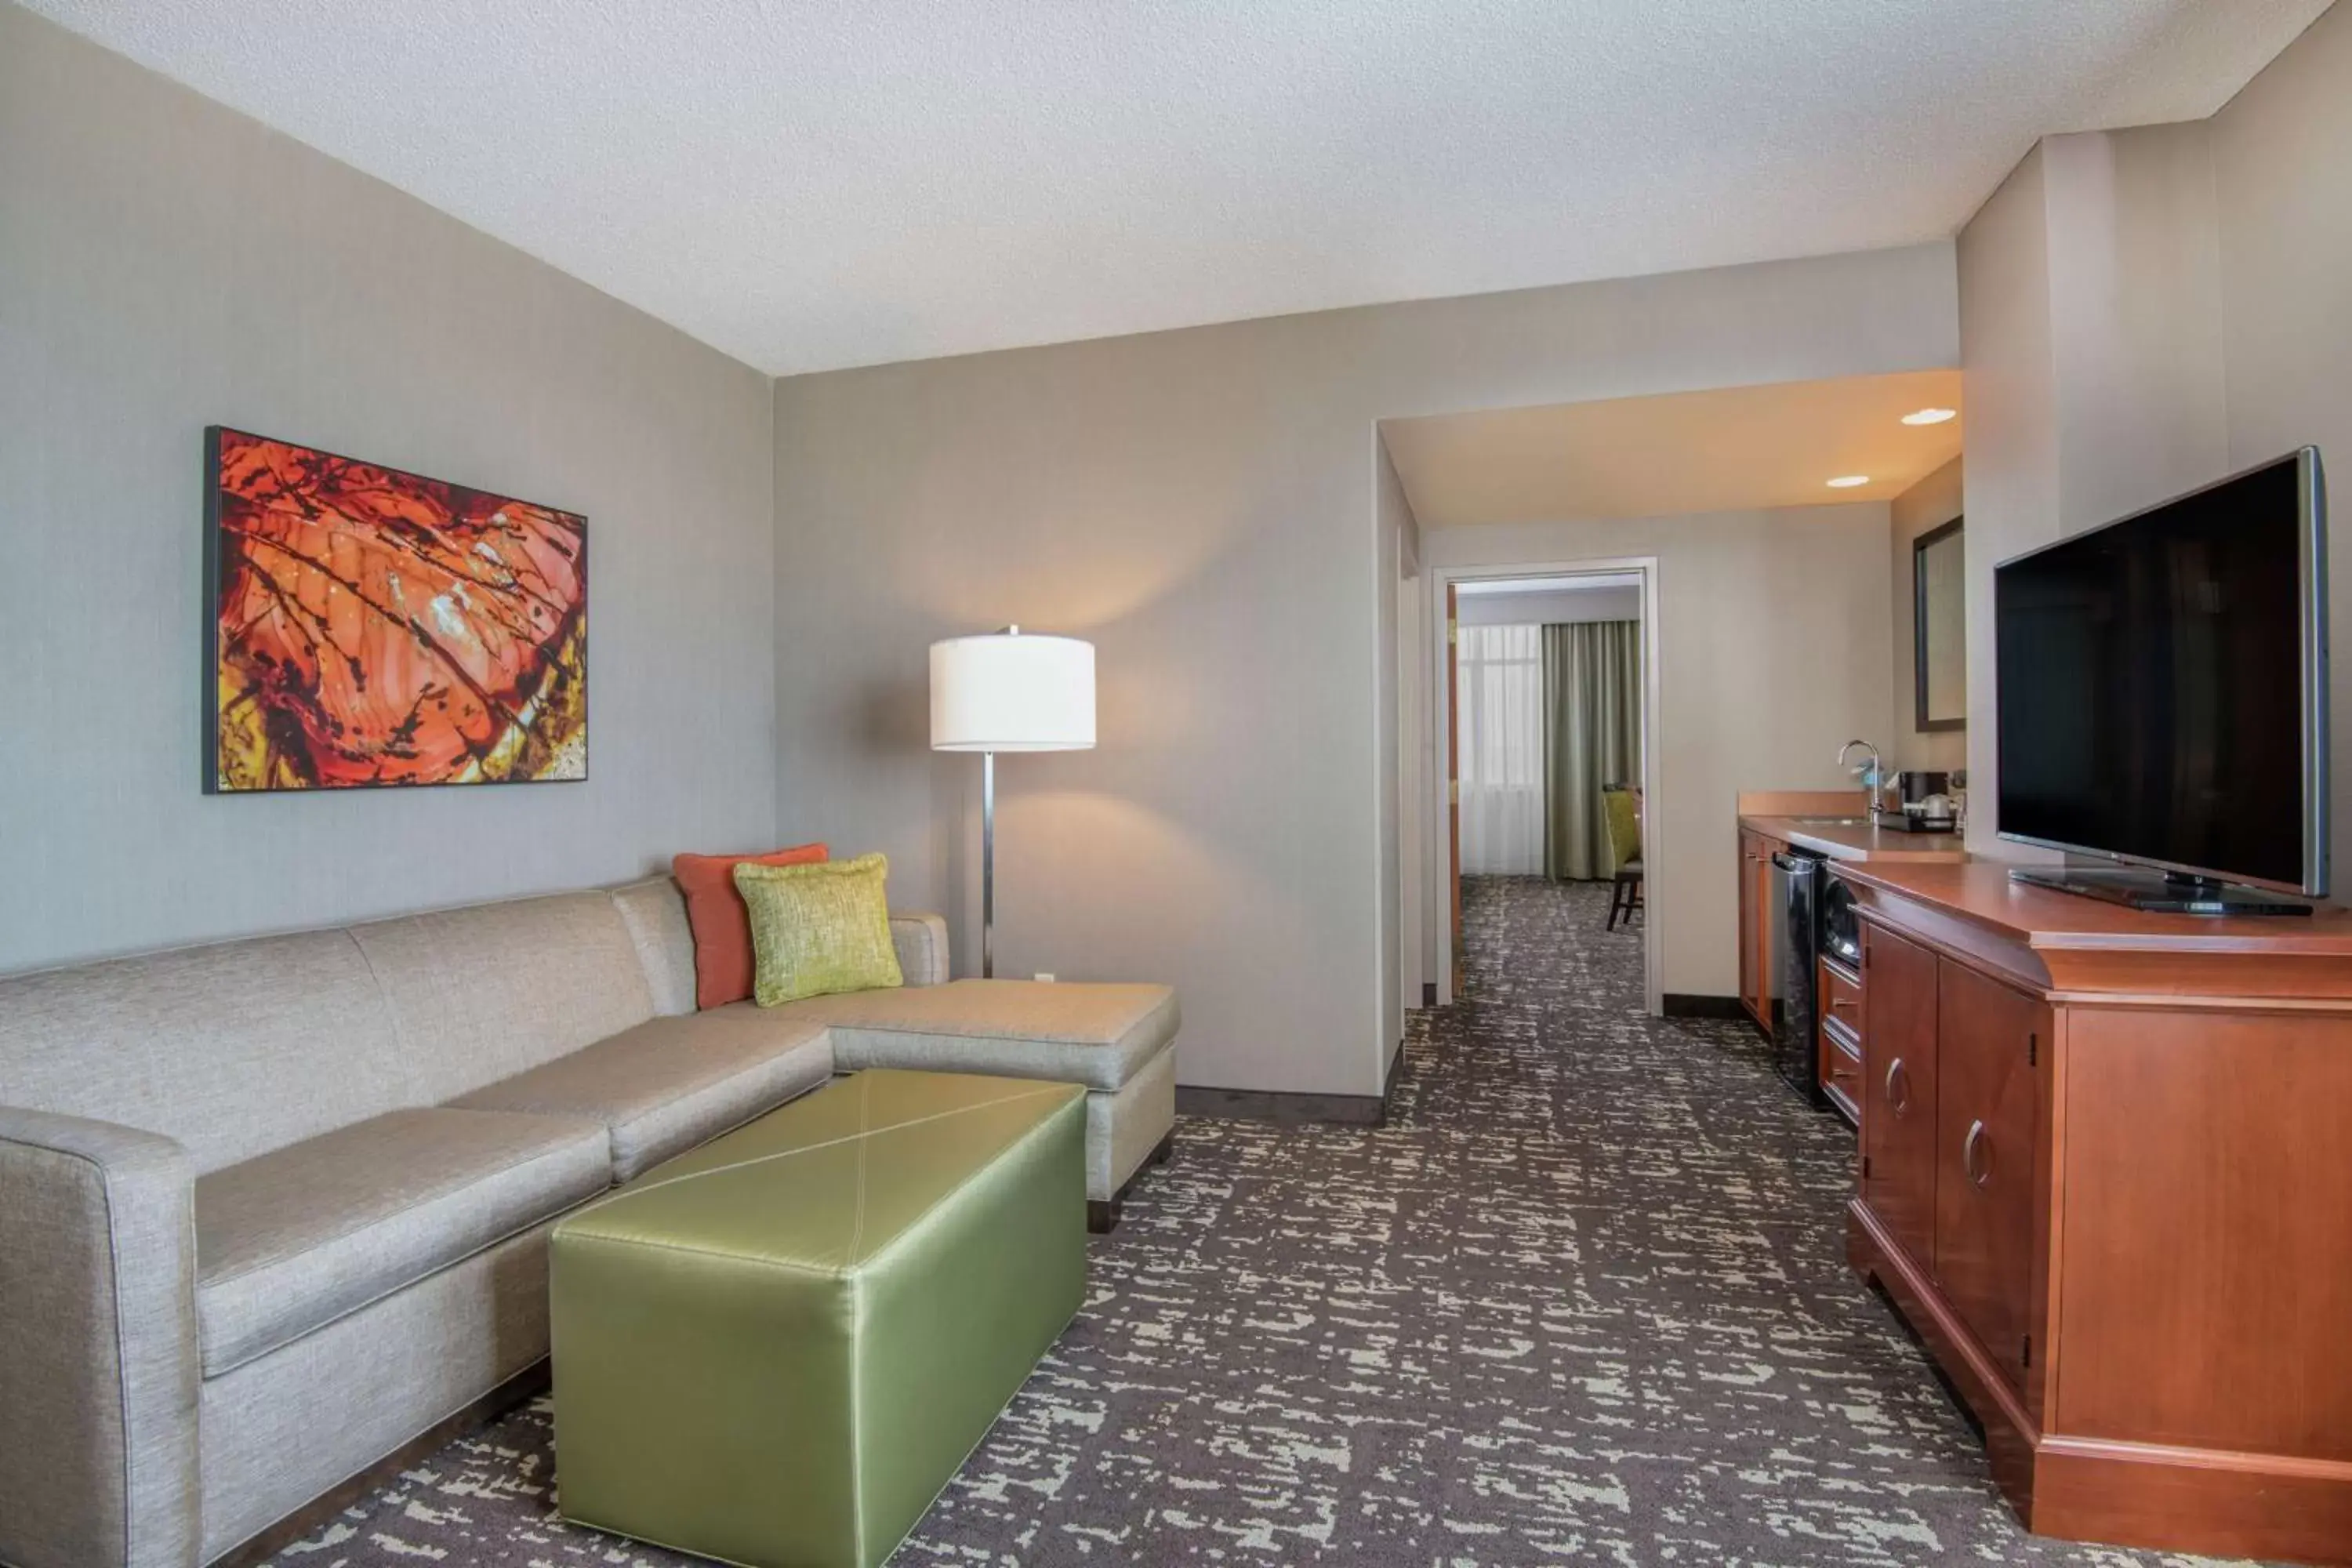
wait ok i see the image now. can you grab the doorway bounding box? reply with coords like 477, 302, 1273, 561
1426, 561, 1663, 1013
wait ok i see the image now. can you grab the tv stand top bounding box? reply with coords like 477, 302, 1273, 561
1828, 859, 2352, 1002
2010, 864, 2315, 917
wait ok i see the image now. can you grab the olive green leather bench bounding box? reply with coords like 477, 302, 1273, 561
549, 1069, 1087, 1568
610, 876, 1180, 1232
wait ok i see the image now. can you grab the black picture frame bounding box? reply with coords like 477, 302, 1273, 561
203, 425, 590, 793
1914, 514, 1965, 732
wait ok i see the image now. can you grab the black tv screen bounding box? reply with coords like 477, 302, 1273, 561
1995, 449, 2328, 895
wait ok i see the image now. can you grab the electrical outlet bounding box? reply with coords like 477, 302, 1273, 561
1033, 972, 1056, 983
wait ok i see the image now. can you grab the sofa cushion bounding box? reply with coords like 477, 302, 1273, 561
0, 928, 410, 1175
673, 845, 830, 1010
609, 877, 700, 1018
452, 1007, 834, 1180
771, 979, 1178, 1092
737, 853, 903, 1007
349, 891, 657, 1105
609, 875, 953, 1003
194, 1108, 610, 1375
888, 911, 951, 988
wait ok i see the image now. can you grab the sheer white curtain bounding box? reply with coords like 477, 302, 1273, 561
1457, 623, 1546, 874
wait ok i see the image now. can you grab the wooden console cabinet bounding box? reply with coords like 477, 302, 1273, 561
1737, 825, 1784, 1032
1733, 790, 1961, 1039
1838, 861, 2352, 1565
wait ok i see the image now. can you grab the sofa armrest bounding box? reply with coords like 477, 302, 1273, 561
888, 912, 952, 987
0, 1106, 200, 1568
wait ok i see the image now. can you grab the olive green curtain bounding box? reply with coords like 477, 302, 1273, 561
1542, 620, 1642, 882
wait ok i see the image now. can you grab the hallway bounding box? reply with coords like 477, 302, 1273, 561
269, 877, 2234, 1566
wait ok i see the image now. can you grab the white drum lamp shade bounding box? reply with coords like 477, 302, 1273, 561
930, 632, 1095, 752
928, 628, 1094, 978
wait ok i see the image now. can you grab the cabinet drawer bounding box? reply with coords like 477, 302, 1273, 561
1820, 1018, 1863, 1123
1820, 958, 1864, 1037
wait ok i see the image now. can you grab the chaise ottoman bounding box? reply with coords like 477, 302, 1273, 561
765, 977, 1179, 1229
549, 1069, 1088, 1568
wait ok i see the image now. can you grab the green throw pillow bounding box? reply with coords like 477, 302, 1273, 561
734, 851, 905, 1007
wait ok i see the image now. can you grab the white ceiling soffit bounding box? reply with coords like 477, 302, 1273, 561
25, 2, 2328, 376
1457, 574, 1644, 596
1381, 369, 1964, 528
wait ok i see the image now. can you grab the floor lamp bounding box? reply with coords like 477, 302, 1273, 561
930, 627, 1096, 978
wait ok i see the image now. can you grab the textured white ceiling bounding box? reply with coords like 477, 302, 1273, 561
25, 1, 2328, 376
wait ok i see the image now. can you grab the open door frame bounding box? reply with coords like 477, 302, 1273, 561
1425, 557, 1664, 1015
1446, 581, 1461, 963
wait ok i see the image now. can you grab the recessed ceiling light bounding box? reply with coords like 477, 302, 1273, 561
1901, 407, 1958, 426
1827, 475, 1870, 488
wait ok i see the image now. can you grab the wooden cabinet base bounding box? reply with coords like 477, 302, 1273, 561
1833, 861, 2352, 1568
1847, 1200, 2040, 1513
1852, 1200, 2352, 1566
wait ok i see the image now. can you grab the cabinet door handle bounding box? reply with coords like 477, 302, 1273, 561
1963, 1119, 1991, 1188
1830, 994, 1857, 1013
1885, 1058, 1910, 1115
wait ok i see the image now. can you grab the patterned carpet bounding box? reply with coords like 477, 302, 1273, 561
267, 877, 2249, 1567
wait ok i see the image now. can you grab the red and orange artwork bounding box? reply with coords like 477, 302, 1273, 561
205, 428, 587, 792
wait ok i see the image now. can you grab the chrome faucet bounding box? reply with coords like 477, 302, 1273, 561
1838, 739, 1888, 826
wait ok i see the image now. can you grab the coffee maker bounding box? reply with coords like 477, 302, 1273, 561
1884, 769, 1958, 833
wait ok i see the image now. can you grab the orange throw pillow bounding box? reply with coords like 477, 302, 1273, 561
673, 844, 829, 1009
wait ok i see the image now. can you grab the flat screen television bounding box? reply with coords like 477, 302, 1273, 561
1994, 448, 2329, 910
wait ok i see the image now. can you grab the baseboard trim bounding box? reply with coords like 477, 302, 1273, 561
1180, 1039, 1410, 1128
1662, 993, 1746, 1020
1178, 1085, 1387, 1127
210, 1360, 550, 1567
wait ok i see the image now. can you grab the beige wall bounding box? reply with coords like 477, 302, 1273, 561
1888, 458, 1967, 774
1393, 477, 1431, 1025
1958, 1, 2351, 877
773, 245, 1958, 1096
1958, 125, 2234, 856
1957, 145, 2062, 858
1425, 504, 1895, 1000
2214, 0, 2352, 891
2042, 125, 2230, 531
0, 5, 779, 973
1375, 439, 1413, 1068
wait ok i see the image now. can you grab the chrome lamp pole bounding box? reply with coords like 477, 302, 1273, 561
981, 748, 996, 978
929, 627, 1095, 982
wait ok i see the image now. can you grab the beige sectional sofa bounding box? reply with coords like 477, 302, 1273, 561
0, 875, 1177, 1568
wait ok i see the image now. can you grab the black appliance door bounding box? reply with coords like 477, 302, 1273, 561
1771, 851, 1828, 1104
1821, 876, 1861, 968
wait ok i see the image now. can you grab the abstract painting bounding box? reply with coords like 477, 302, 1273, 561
205, 427, 588, 792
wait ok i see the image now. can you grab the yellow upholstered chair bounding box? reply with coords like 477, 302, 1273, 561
1602, 785, 1643, 931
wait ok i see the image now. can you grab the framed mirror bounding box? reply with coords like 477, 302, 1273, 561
1915, 517, 1965, 731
